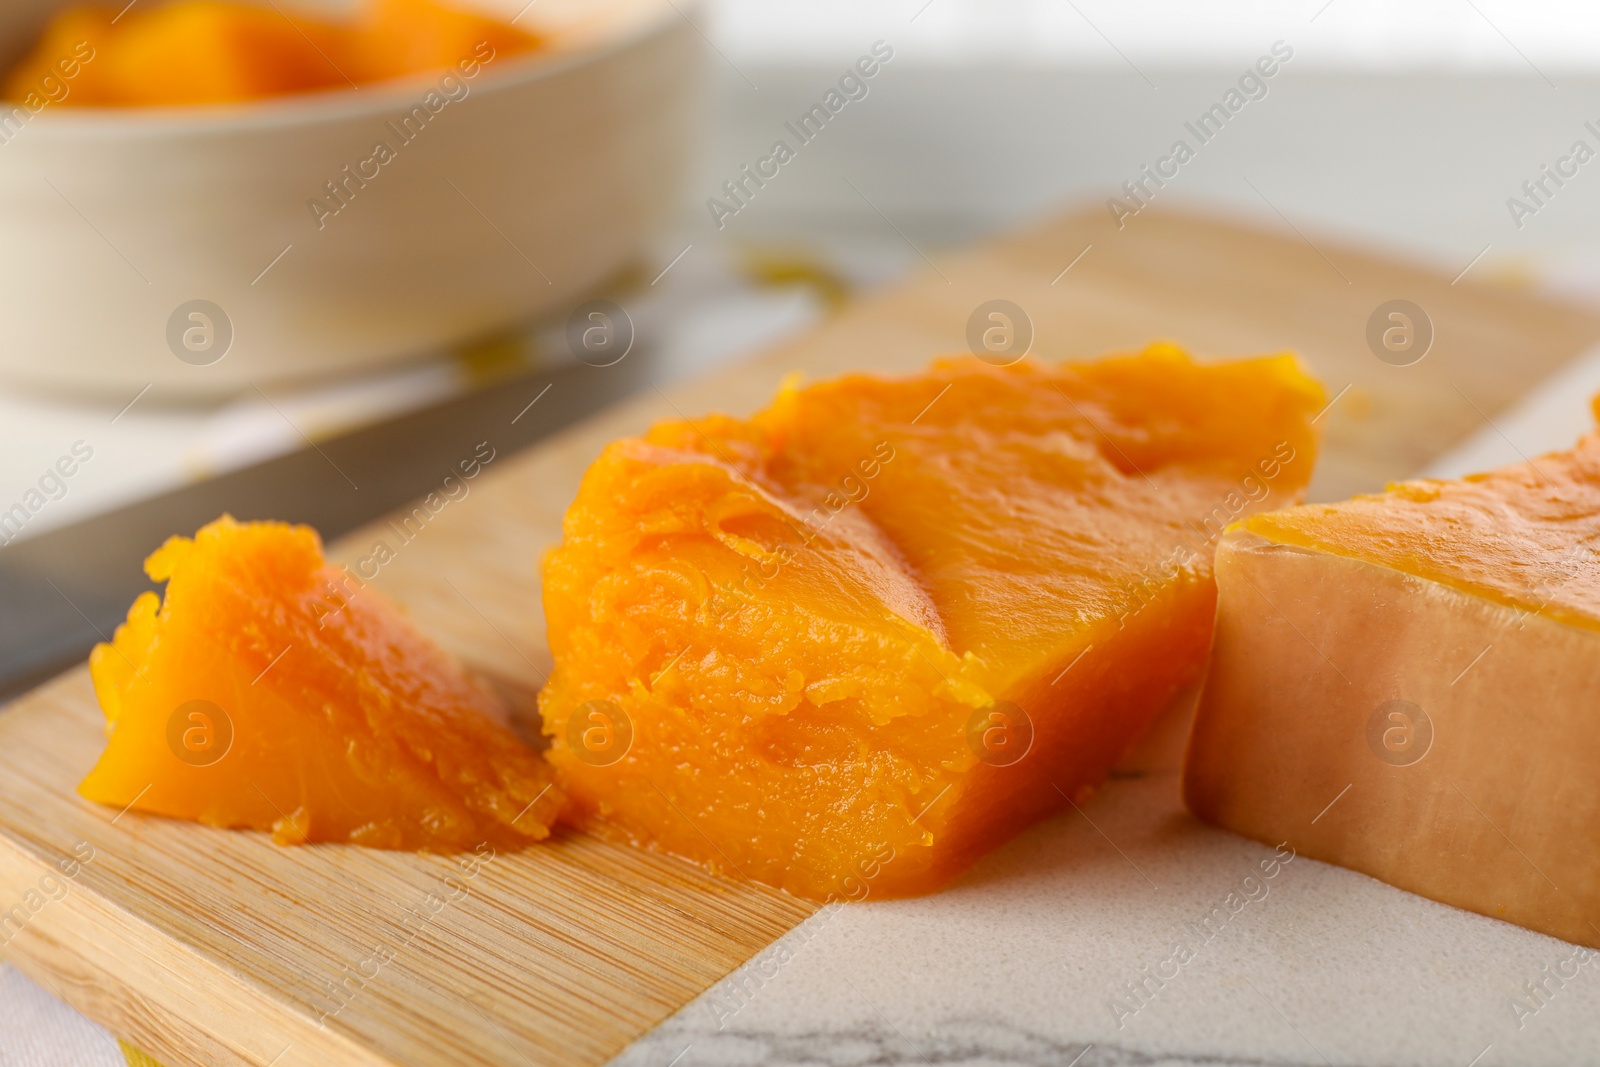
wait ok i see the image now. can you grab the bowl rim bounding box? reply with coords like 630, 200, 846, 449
6, 0, 694, 138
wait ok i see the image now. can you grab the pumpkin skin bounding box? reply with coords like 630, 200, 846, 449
539, 345, 1325, 901
1186, 403, 1600, 949
81, 516, 564, 851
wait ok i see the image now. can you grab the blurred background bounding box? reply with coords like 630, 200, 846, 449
7, 0, 1600, 694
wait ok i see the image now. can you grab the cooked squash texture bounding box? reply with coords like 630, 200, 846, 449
538, 345, 1325, 900
1238, 398, 1600, 631
3, 0, 540, 107
81, 515, 564, 850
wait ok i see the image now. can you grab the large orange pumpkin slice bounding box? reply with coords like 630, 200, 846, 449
1185, 398, 1600, 948
81, 516, 563, 850
538, 345, 1325, 900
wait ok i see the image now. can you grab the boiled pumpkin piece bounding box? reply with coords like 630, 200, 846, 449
343, 0, 542, 85
9, 1, 351, 107
539, 345, 1325, 901
1184, 406, 1600, 948
0, 7, 114, 105
4, 0, 541, 108
82, 515, 563, 850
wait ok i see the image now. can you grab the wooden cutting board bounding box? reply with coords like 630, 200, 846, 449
2, 207, 1597, 1067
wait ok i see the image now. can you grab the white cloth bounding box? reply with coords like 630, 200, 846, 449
0, 965, 124, 1067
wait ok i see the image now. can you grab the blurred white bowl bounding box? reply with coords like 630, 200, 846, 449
0, 0, 701, 398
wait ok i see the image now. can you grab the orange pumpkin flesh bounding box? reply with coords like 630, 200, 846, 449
81, 516, 563, 850
342, 0, 540, 86
538, 346, 1325, 900
2, 0, 541, 108
1184, 400, 1600, 947
1234, 398, 1600, 629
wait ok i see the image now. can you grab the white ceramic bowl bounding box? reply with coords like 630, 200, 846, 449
0, 0, 700, 398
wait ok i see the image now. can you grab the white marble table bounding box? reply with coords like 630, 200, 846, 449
610, 718, 1600, 1067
